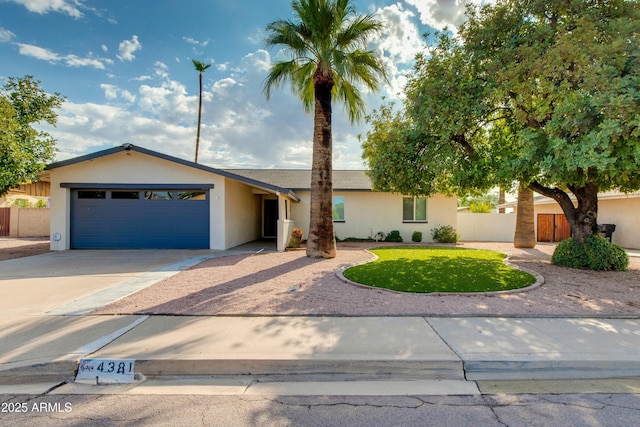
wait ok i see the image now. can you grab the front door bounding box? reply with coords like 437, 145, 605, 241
263, 199, 278, 238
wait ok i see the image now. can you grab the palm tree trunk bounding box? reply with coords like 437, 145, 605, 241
513, 185, 536, 248
306, 72, 336, 259
195, 72, 203, 163
498, 187, 505, 214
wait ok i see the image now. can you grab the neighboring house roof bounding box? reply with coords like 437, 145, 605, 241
500, 190, 640, 208
222, 169, 373, 191
44, 144, 301, 201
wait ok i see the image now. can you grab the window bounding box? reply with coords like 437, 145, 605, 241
144, 191, 173, 200
112, 191, 140, 200
403, 196, 427, 222
333, 196, 345, 222
78, 191, 106, 199
177, 191, 206, 200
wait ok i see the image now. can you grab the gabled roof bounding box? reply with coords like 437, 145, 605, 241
222, 169, 373, 191
46, 144, 301, 201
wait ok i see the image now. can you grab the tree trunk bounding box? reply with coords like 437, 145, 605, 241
513, 185, 536, 248
306, 70, 336, 259
195, 72, 203, 163
529, 181, 599, 242
498, 187, 505, 214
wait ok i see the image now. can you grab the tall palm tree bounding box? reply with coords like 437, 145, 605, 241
192, 59, 211, 163
264, 0, 387, 258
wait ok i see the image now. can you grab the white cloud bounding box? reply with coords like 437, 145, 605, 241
100, 83, 135, 103
16, 43, 60, 61
7, 0, 85, 18
216, 62, 230, 72
16, 42, 111, 69
0, 28, 16, 42
117, 35, 141, 61
372, 3, 425, 98
183, 36, 209, 47
101, 44, 108, 52
405, 0, 494, 32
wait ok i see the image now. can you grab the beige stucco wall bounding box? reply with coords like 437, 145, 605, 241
48, 150, 225, 250
457, 213, 517, 242
8, 207, 50, 237
290, 191, 457, 243
223, 177, 262, 249
535, 197, 640, 249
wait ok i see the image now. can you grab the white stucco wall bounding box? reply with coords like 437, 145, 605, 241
290, 191, 457, 243
223, 177, 262, 249
457, 213, 517, 242
48, 150, 225, 250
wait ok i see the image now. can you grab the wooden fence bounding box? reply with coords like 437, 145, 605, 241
0, 208, 9, 236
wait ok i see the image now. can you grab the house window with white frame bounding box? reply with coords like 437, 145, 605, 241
403, 196, 427, 222
333, 196, 345, 222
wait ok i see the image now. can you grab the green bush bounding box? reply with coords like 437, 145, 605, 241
412, 231, 423, 242
383, 230, 403, 242
552, 235, 629, 271
431, 225, 459, 243
551, 238, 588, 269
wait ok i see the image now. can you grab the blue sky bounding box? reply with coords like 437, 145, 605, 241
0, 0, 482, 169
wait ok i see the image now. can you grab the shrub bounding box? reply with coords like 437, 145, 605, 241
288, 228, 304, 248
383, 230, 403, 242
412, 231, 423, 242
552, 235, 629, 271
431, 225, 459, 243
551, 238, 588, 269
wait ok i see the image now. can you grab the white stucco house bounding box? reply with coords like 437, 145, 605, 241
43, 144, 457, 251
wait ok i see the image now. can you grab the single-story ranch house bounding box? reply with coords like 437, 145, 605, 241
43, 144, 457, 251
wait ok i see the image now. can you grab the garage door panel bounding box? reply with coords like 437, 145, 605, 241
71, 189, 210, 249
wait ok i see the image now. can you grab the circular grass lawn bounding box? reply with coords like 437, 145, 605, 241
342, 246, 537, 293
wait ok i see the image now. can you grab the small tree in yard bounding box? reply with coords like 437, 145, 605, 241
363, 0, 640, 268
1, 76, 64, 197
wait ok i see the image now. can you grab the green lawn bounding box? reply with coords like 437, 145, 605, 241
342, 246, 537, 293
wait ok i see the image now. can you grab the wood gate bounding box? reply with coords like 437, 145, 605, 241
537, 213, 571, 242
0, 208, 9, 236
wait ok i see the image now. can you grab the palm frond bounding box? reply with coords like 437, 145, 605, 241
263, 0, 388, 123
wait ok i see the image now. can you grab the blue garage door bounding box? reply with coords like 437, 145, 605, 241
71, 188, 210, 249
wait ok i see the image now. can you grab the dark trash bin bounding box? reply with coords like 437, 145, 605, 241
598, 224, 616, 242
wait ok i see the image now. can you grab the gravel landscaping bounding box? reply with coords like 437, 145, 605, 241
93, 242, 640, 317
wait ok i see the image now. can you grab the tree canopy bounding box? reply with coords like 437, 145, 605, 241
363, 0, 640, 241
0, 76, 64, 196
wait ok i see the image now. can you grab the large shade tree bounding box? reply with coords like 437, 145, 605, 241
264, 0, 388, 258
363, 0, 640, 245
0, 76, 64, 196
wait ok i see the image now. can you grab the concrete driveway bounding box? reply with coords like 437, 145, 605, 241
0, 249, 215, 315
0, 249, 216, 386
